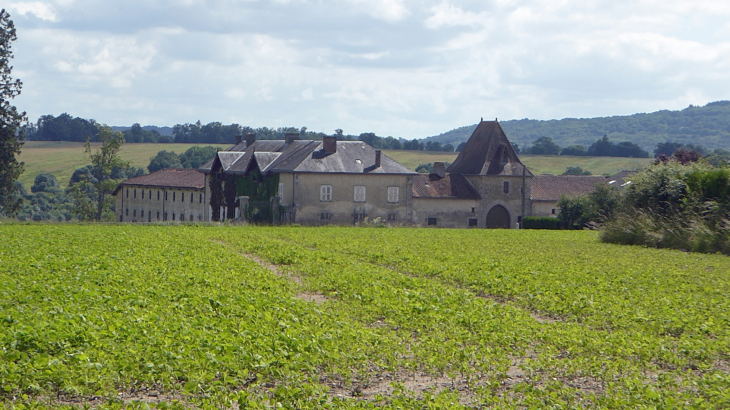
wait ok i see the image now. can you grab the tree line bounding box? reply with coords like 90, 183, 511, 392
24, 115, 459, 152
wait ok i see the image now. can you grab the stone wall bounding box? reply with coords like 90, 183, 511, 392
531, 200, 559, 218
287, 173, 412, 225
411, 198, 480, 228
466, 175, 532, 228
115, 185, 207, 223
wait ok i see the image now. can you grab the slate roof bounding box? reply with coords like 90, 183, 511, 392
531, 175, 607, 201
412, 173, 481, 199
200, 139, 416, 175
446, 120, 533, 177
113, 168, 205, 195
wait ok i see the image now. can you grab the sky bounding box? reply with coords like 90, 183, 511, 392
6, 0, 730, 139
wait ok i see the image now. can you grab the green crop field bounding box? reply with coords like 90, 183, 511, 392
382, 150, 651, 176
16, 142, 227, 188
1, 224, 728, 409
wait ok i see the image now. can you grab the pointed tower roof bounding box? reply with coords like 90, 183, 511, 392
446, 120, 532, 177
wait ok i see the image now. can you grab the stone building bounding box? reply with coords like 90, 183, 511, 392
442, 119, 533, 228
198, 133, 416, 225
113, 118, 613, 227
113, 168, 207, 222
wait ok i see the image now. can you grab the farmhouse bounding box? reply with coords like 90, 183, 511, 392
113, 168, 207, 222
198, 133, 417, 225
113, 118, 613, 227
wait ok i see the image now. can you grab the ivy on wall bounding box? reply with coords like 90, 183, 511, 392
235, 169, 280, 201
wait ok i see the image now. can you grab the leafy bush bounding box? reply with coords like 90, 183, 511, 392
522, 216, 560, 229
558, 183, 623, 229
561, 166, 591, 175
601, 161, 730, 254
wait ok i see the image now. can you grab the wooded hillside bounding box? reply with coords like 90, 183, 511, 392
428, 101, 730, 151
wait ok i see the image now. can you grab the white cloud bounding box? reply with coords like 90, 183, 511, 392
425, 2, 486, 29
7, 2, 57, 21
8, 0, 730, 139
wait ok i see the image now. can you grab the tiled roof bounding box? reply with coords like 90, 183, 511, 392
113, 168, 205, 194
412, 173, 481, 199
531, 175, 607, 201
446, 120, 533, 177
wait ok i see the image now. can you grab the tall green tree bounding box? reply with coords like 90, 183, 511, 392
0, 9, 27, 217
75, 126, 127, 221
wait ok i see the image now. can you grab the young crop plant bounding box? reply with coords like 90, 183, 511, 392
1, 224, 728, 409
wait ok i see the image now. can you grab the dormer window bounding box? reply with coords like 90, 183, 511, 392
501, 147, 509, 165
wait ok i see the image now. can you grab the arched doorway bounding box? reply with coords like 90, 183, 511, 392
486, 205, 510, 229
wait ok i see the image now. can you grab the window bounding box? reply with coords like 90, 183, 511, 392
157, 211, 160, 220
142, 190, 144, 199
471, 207, 476, 213
181, 214, 185, 221
387, 187, 399, 203
134, 189, 136, 198
354, 212, 365, 222
133, 209, 136, 217
190, 193, 193, 202
165, 191, 168, 200
427, 217, 437, 226
552, 208, 556, 215
126, 208, 129, 216
320, 185, 332, 201
190, 214, 193, 222
173, 192, 176, 202
387, 213, 398, 222
149, 190, 152, 199
198, 214, 202, 221
278, 183, 284, 201
181, 191, 184, 202
354, 186, 366, 202
469, 218, 478, 227
503, 181, 509, 194
164, 212, 168, 221
320, 212, 332, 220
126, 188, 129, 198
172, 213, 175, 221
199, 193, 202, 203
501, 148, 509, 165
158, 191, 160, 200
141, 210, 144, 218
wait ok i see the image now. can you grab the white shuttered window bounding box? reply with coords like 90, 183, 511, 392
320, 185, 332, 201
278, 183, 284, 201
354, 186, 366, 202
387, 186, 400, 203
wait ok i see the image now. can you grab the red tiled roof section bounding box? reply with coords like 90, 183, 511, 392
531, 175, 607, 201
412, 174, 481, 199
118, 168, 205, 190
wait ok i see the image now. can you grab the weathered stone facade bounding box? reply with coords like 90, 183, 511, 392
113, 169, 207, 223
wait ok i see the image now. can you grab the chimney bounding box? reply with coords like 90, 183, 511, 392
244, 133, 256, 147
432, 162, 446, 178
285, 132, 299, 144
375, 150, 381, 168
323, 135, 337, 153
235, 134, 242, 145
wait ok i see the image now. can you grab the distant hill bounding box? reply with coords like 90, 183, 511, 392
426, 101, 730, 151
112, 125, 173, 136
